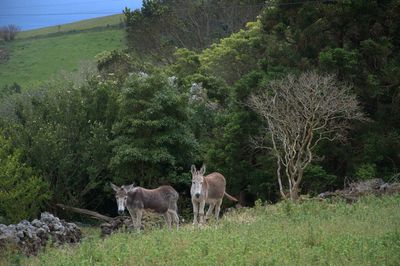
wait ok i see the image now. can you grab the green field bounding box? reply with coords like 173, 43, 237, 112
18, 14, 125, 39
0, 16, 126, 89
4, 195, 399, 266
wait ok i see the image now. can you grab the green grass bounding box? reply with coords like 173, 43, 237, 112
6, 195, 399, 266
18, 15, 125, 39
0, 28, 126, 88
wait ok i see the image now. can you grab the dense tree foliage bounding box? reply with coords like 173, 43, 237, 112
124, 0, 264, 62
1, 0, 400, 222
168, 0, 400, 202
257, 0, 400, 182
0, 135, 50, 223
0, 80, 118, 211
110, 72, 198, 186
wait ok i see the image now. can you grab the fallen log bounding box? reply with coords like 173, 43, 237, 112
56, 204, 165, 237
56, 204, 113, 222
56, 204, 128, 237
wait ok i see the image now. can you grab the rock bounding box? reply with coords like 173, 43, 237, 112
0, 213, 82, 256
319, 179, 400, 202
349, 178, 385, 193
31, 219, 43, 228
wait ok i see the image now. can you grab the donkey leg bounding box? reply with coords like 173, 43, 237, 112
192, 200, 199, 225
127, 209, 137, 230
215, 199, 222, 220
135, 209, 143, 232
205, 203, 215, 221
199, 200, 206, 224
173, 211, 179, 229
163, 212, 172, 229
168, 209, 179, 229
169, 201, 179, 229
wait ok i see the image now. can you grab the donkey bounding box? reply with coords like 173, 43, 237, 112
190, 164, 238, 225
111, 183, 179, 230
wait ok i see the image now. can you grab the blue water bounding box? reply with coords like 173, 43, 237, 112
0, 0, 142, 30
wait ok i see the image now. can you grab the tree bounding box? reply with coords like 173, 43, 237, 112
110, 72, 198, 186
249, 72, 365, 200
123, 0, 264, 63
205, 71, 277, 204
0, 78, 119, 212
0, 27, 6, 42
0, 134, 50, 223
256, 0, 400, 187
199, 20, 264, 85
0, 24, 20, 42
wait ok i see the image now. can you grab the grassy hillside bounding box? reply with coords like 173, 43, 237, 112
18, 14, 125, 39
0, 16, 126, 89
7, 195, 400, 266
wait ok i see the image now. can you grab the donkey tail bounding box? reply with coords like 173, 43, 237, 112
224, 192, 238, 202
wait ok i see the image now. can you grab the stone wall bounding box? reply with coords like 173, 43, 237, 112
0, 212, 81, 256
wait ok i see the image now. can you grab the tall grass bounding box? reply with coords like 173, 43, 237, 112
11, 195, 400, 266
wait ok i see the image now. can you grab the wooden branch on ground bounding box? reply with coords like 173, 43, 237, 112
56, 203, 113, 222
318, 191, 359, 203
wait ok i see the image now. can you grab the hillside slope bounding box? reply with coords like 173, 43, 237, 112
18, 14, 125, 39
0, 16, 126, 89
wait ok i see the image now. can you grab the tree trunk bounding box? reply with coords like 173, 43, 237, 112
290, 184, 300, 201
238, 190, 247, 206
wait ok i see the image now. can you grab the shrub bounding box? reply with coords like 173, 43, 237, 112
0, 135, 51, 224
355, 163, 377, 180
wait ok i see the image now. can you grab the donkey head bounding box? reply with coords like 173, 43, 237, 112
190, 164, 206, 199
111, 183, 135, 215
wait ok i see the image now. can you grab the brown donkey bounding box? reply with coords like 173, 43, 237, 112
190, 165, 238, 225
111, 183, 179, 230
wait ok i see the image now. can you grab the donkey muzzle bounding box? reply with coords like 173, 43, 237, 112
195, 193, 200, 198
118, 210, 124, 215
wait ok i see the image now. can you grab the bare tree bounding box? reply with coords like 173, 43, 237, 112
249, 72, 365, 200
0, 27, 7, 41
0, 24, 20, 41
8, 24, 20, 41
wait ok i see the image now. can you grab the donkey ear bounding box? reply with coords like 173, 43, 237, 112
124, 183, 135, 192
110, 182, 119, 192
191, 164, 197, 175
200, 164, 206, 175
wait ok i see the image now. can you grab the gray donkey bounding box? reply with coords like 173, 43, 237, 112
190, 164, 238, 225
111, 183, 179, 230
